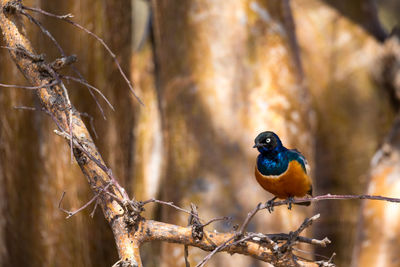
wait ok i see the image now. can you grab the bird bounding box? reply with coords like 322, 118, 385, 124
253, 131, 312, 211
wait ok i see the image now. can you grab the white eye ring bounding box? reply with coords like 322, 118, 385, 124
266, 138, 271, 143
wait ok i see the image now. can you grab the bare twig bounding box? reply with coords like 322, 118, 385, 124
22, 5, 144, 106
90, 199, 100, 218
3, 12, 105, 120
280, 214, 320, 253
13, 106, 37, 111
61, 75, 114, 111
141, 198, 202, 221
267, 194, 400, 211
79, 111, 98, 139
0, 80, 58, 90
53, 129, 129, 202
267, 233, 331, 248
195, 236, 236, 267
201, 216, 231, 228
20, 9, 64, 57
184, 244, 190, 267
237, 202, 262, 236
58, 182, 112, 219
315, 252, 336, 267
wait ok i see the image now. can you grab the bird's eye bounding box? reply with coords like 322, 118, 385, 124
265, 138, 271, 143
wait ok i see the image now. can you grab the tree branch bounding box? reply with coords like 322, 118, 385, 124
268, 194, 400, 210
134, 219, 324, 267
0, 1, 137, 264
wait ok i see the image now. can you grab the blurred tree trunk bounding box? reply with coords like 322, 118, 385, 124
0, 1, 43, 265
151, 0, 314, 266
351, 39, 400, 267
352, 116, 400, 267
292, 0, 394, 265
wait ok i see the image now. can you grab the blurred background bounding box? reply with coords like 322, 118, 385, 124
1, 0, 400, 266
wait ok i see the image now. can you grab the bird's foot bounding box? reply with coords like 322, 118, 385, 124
266, 197, 277, 213
287, 197, 295, 210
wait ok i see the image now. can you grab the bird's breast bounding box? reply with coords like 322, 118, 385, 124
255, 160, 312, 199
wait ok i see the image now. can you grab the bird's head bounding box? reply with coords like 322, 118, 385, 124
253, 131, 283, 154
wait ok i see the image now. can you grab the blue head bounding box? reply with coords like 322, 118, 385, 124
253, 131, 285, 156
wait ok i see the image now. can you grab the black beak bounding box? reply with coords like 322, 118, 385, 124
253, 143, 263, 148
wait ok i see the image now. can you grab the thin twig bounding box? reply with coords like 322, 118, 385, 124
54, 130, 110, 174
315, 252, 336, 267
11, 11, 107, 120
280, 214, 320, 253
195, 236, 236, 267
201, 216, 231, 228
13, 106, 37, 111
61, 75, 114, 111
58, 182, 112, 219
267, 194, 400, 210
22, 5, 144, 106
20, 10, 64, 56
71, 65, 107, 120
267, 233, 331, 247
0, 80, 58, 90
53, 129, 130, 202
292, 247, 330, 260
237, 202, 262, 236
184, 244, 190, 267
90, 199, 100, 218
79, 111, 98, 139
142, 198, 202, 221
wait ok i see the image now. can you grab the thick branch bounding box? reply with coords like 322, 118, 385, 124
134, 219, 319, 267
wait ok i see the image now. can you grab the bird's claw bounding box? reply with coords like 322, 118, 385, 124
266, 197, 277, 213
287, 197, 294, 210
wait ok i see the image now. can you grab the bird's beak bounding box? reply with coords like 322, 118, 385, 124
253, 143, 262, 148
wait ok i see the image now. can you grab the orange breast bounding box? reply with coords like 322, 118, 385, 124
255, 160, 312, 199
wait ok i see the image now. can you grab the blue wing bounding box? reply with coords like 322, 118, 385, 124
288, 149, 312, 196
287, 149, 309, 174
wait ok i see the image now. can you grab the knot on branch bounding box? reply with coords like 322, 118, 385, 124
3, 0, 22, 14
123, 199, 144, 231
51, 55, 77, 70
188, 204, 204, 241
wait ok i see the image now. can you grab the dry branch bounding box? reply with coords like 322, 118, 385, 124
268, 194, 400, 210
0, 0, 136, 264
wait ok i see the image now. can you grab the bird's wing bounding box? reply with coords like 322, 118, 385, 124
288, 149, 310, 174
289, 149, 312, 196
